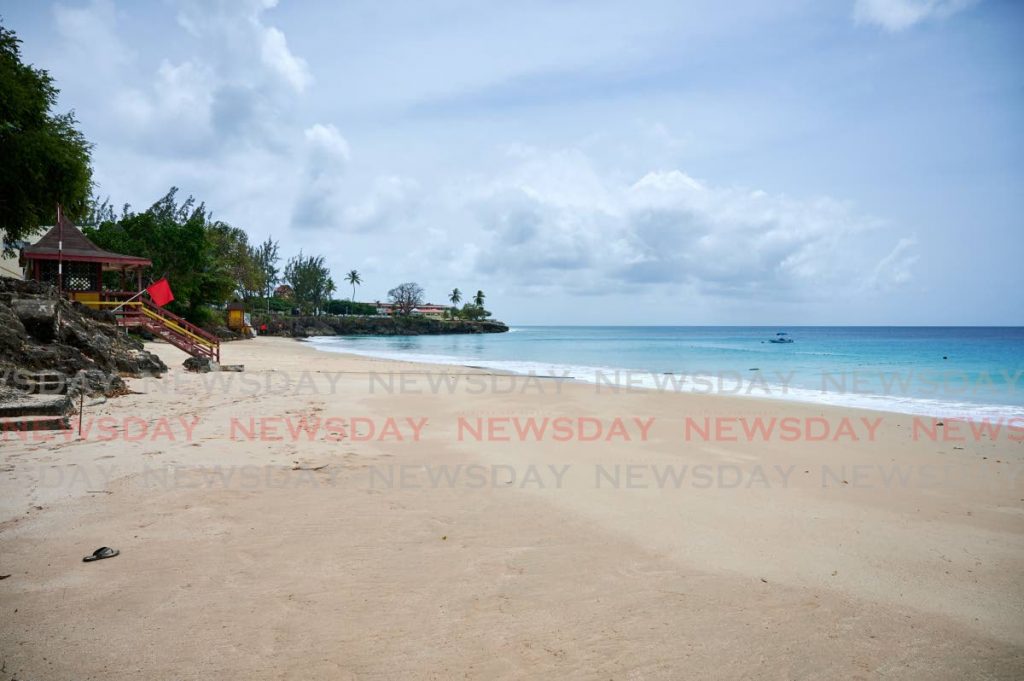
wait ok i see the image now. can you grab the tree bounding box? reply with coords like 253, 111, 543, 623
254, 237, 280, 310
345, 269, 362, 301
1, 24, 93, 253
460, 303, 491, 321
387, 282, 424, 315
474, 290, 485, 307
207, 222, 263, 301
447, 288, 462, 319
284, 251, 334, 314
326, 299, 376, 315
84, 188, 238, 320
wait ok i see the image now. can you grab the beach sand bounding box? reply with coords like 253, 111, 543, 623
1, 336, 1022, 679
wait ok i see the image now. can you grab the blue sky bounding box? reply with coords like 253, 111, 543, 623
3, 0, 1022, 324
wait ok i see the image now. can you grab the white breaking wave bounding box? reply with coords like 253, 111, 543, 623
306, 337, 1024, 420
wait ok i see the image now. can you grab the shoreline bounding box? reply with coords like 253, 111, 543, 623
1, 336, 1022, 679
303, 336, 1024, 421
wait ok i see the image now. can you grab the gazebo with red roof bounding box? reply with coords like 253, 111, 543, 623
20, 214, 151, 304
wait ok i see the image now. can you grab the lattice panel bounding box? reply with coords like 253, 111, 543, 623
66, 275, 91, 290
37, 261, 59, 286
34, 261, 98, 290
64, 263, 98, 291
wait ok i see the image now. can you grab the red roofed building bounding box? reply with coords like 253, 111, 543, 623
21, 213, 151, 304
374, 302, 452, 318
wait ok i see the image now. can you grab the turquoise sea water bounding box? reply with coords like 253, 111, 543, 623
307, 327, 1024, 418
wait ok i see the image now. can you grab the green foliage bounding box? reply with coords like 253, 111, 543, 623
84, 188, 250, 321
187, 305, 226, 330
251, 296, 292, 313
458, 303, 491, 321
444, 289, 492, 320
284, 251, 335, 314
254, 237, 280, 302
207, 222, 264, 301
326, 299, 377, 315
0, 24, 93, 252
344, 269, 362, 301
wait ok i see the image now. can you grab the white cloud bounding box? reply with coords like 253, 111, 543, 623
865, 237, 919, 290
58, 0, 313, 156
52, 0, 132, 73
304, 123, 351, 165
343, 176, 421, 233
853, 0, 978, 31
620, 170, 888, 295
291, 124, 351, 229
173, 0, 310, 92
45, 0, 324, 249
260, 25, 312, 93
31, 0, 985, 322
443, 149, 914, 300
290, 125, 420, 234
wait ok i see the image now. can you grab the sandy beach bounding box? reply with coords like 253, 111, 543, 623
1, 336, 1022, 679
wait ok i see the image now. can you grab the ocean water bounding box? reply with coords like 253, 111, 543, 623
307, 327, 1024, 419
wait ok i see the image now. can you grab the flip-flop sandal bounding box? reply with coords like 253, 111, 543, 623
83, 547, 119, 562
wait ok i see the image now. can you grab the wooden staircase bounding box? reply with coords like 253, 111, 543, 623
83, 298, 220, 362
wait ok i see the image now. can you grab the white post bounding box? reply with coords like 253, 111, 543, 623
57, 204, 63, 294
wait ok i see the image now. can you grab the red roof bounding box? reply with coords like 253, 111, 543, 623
22, 215, 151, 268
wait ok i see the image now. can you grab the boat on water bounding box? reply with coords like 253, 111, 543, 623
768, 332, 794, 344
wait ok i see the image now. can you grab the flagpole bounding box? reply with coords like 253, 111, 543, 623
57, 203, 63, 295
112, 275, 168, 313
111, 288, 145, 314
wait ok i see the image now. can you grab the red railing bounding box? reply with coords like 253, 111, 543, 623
136, 298, 221, 346
80, 295, 220, 362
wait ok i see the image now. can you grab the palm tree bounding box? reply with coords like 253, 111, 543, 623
447, 288, 462, 320
345, 269, 362, 302
474, 290, 485, 307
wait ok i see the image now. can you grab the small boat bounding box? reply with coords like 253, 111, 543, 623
768, 332, 794, 344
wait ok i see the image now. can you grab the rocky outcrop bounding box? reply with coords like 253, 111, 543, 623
183, 356, 216, 373
0, 277, 167, 399
256, 314, 509, 338
12, 298, 60, 342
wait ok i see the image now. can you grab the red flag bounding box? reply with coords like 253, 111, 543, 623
146, 279, 174, 307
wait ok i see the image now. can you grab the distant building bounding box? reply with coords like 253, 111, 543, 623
21, 216, 151, 303
274, 284, 294, 300
0, 249, 23, 279
1, 237, 35, 279
413, 304, 450, 318
375, 302, 452, 318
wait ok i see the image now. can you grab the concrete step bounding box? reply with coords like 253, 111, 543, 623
0, 393, 72, 418
0, 414, 72, 432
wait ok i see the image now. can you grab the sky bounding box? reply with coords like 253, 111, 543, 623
3, 0, 1022, 325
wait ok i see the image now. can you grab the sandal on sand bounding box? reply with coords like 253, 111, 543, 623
83, 547, 119, 562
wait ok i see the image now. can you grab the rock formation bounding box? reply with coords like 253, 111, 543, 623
0, 277, 167, 399
256, 314, 509, 338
